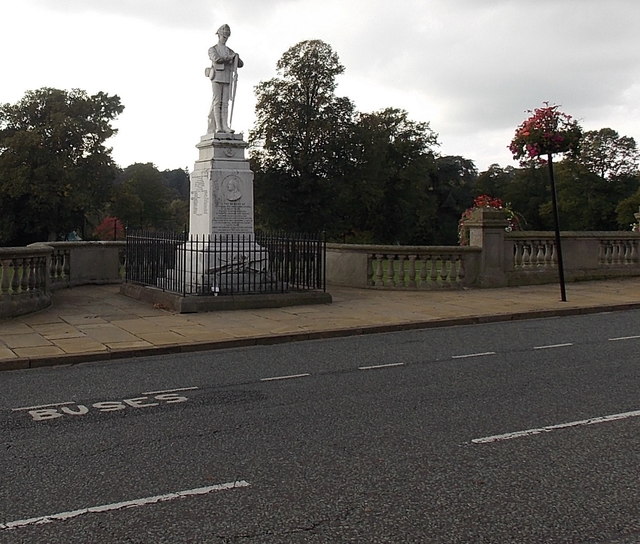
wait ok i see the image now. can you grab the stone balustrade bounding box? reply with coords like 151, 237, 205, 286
326, 244, 481, 289
327, 208, 640, 290
2, 219, 640, 317
505, 232, 639, 285
0, 246, 52, 317
1, 241, 125, 318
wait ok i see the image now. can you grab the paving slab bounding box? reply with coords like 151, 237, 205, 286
13, 346, 65, 358
1, 333, 53, 349
51, 337, 110, 354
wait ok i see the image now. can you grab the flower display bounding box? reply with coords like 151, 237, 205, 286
509, 103, 582, 165
458, 194, 524, 245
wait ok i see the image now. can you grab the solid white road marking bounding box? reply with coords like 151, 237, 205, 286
12, 402, 75, 412
533, 343, 573, 350
358, 362, 405, 370
140, 386, 199, 395
471, 409, 640, 444
0, 480, 251, 531
260, 373, 310, 382
609, 335, 640, 341
451, 352, 496, 359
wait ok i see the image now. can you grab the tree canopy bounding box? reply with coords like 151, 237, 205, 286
0, 87, 123, 245
250, 39, 467, 243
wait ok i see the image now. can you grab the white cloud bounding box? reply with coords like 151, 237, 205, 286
2, 0, 639, 172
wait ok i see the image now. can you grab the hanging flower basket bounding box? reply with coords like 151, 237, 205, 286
509, 103, 582, 165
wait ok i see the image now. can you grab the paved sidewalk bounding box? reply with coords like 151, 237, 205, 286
1, 278, 640, 371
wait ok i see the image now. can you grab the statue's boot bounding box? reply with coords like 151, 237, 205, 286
221, 104, 233, 133
213, 108, 224, 135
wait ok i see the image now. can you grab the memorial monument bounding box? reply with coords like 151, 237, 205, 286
182, 24, 268, 293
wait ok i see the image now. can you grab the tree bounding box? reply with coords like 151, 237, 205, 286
431, 155, 477, 244
574, 128, 639, 182
110, 163, 172, 229
0, 88, 123, 245
338, 108, 439, 244
250, 40, 356, 233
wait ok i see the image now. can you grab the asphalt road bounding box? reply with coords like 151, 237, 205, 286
2, 310, 640, 543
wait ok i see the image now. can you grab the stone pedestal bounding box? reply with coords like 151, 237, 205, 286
164, 132, 271, 294
189, 133, 254, 237
465, 208, 509, 288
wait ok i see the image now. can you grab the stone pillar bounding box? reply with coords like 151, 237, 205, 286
189, 133, 254, 237
163, 133, 270, 294
464, 208, 509, 287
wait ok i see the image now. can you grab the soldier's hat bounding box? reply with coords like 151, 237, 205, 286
216, 24, 231, 37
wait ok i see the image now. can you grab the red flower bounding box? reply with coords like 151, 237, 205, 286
509, 103, 582, 166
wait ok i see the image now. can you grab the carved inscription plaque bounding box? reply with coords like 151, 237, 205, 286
190, 169, 210, 216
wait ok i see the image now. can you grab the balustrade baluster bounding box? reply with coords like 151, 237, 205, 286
21, 258, 32, 293
522, 244, 531, 268
614, 241, 622, 265
396, 254, 406, 287
1, 260, 10, 294
438, 255, 450, 286
456, 254, 465, 286
27, 257, 37, 291
630, 240, 638, 264
11, 258, 21, 293
429, 256, 439, 284
513, 243, 523, 269
372, 254, 384, 286
384, 255, 396, 287
535, 241, 545, 267
418, 256, 429, 287
549, 242, 557, 268
407, 255, 417, 288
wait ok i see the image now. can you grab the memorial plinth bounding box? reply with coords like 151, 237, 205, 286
190, 133, 254, 237
164, 132, 272, 294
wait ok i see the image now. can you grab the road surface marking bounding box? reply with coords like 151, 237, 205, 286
0, 480, 251, 531
471, 409, 640, 444
260, 373, 310, 382
12, 402, 75, 412
140, 386, 199, 395
609, 335, 640, 341
358, 362, 405, 370
533, 343, 573, 350
451, 351, 496, 359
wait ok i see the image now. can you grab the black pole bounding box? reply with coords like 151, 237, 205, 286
547, 153, 567, 302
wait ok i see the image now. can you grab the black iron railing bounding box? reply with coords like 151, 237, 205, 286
125, 230, 326, 296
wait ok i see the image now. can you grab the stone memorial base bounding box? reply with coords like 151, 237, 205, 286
160, 238, 279, 295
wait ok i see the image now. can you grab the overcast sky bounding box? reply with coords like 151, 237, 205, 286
2, 0, 639, 173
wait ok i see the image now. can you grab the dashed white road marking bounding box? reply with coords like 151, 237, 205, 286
451, 351, 496, 359
358, 362, 405, 370
533, 343, 573, 350
260, 373, 310, 382
140, 386, 199, 395
0, 480, 251, 531
12, 402, 75, 412
472, 409, 640, 444
609, 335, 640, 341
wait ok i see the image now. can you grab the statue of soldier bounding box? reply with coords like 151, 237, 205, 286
206, 24, 243, 134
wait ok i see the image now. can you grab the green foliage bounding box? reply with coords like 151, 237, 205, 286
250, 40, 357, 234
338, 108, 440, 244
0, 87, 123, 245
616, 188, 640, 228
477, 126, 640, 231
111, 163, 172, 229
250, 40, 459, 244
109, 164, 190, 231
573, 128, 639, 182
